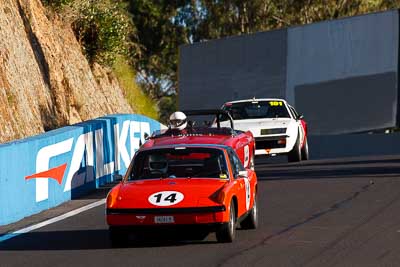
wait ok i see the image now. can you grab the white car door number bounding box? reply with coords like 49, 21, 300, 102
244, 145, 249, 168
244, 177, 250, 210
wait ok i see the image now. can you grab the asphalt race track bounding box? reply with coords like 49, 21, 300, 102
1, 155, 400, 267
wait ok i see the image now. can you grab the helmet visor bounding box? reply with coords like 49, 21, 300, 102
169, 119, 186, 128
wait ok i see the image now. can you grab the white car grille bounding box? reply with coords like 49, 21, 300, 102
260, 128, 286, 135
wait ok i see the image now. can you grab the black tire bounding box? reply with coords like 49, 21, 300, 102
287, 134, 302, 162
240, 195, 258, 229
109, 226, 129, 247
301, 138, 309, 160
216, 201, 236, 243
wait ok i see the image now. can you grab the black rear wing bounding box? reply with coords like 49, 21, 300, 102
182, 109, 234, 130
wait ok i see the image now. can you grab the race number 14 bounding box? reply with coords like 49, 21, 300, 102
148, 191, 184, 206
154, 193, 176, 203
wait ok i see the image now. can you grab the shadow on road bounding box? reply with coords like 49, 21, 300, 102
255, 157, 400, 181
255, 155, 400, 167
0, 229, 217, 251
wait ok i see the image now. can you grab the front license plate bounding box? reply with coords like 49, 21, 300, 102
154, 216, 175, 224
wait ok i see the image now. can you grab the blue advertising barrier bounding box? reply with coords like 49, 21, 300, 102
0, 114, 163, 226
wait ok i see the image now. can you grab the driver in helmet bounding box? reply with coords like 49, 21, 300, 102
164, 111, 191, 136
148, 154, 168, 177
168, 111, 187, 130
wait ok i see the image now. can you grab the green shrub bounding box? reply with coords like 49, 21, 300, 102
72, 1, 132, 67
41, 1, 159, 119
113, 57, 159, 120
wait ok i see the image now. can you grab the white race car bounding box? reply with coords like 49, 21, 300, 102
219, 98, 309, 162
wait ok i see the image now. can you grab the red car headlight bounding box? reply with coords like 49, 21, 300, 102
106, 188, 120, 208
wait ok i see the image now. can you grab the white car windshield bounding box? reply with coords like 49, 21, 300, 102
222, 100, 290, 120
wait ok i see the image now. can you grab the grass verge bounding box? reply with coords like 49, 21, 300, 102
113, 57, 159, 120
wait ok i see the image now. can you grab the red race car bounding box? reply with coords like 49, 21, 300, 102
106, 112, 258, 245
144, 109, 256, 170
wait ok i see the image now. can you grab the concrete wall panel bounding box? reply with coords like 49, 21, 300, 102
179, 29, 287, 109
286, 10, 399, 104
296, 72, 397, 134
0, 114, 162, 226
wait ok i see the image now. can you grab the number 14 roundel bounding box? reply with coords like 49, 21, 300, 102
148, 191, 184, 206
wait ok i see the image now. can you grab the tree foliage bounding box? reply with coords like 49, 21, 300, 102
125, 0, 190, 98
122, 0, 197, 122
191, 0, 400, 41
42, 0, 400, 123
123, 0, 400, 122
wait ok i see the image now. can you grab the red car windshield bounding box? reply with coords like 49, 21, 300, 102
128, 147, 229, 180
222, 100, 290, 120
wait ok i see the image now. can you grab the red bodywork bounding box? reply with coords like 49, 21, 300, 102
142, 129, 255, 169
106, 135, 257, 231
300, 119, 308, 148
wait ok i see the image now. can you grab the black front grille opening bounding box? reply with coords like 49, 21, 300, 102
255, 140, 286, 149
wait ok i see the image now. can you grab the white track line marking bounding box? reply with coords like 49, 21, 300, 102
0, 198, 106, 243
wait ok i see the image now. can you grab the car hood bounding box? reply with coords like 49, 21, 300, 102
114, 178, 227, 209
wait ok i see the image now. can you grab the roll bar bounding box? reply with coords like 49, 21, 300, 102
182, 109, 235, 130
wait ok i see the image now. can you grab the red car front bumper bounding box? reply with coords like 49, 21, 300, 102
106, 206, 226, 226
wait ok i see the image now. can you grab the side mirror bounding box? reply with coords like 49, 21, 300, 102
144, 132, 150, 140
113, 174, 123, 181
297, 114, 304, 120
238, 170, 248, 178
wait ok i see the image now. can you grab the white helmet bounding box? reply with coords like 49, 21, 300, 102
169, 111, 187, 130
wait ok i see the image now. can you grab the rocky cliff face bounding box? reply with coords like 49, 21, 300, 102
0, 0, 133, 143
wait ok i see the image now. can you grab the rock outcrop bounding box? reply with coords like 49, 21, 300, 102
0, 0, 133, 143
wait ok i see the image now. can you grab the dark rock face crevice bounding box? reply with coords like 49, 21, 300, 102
16, 0, 61, 130
17, 0, 51, 90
